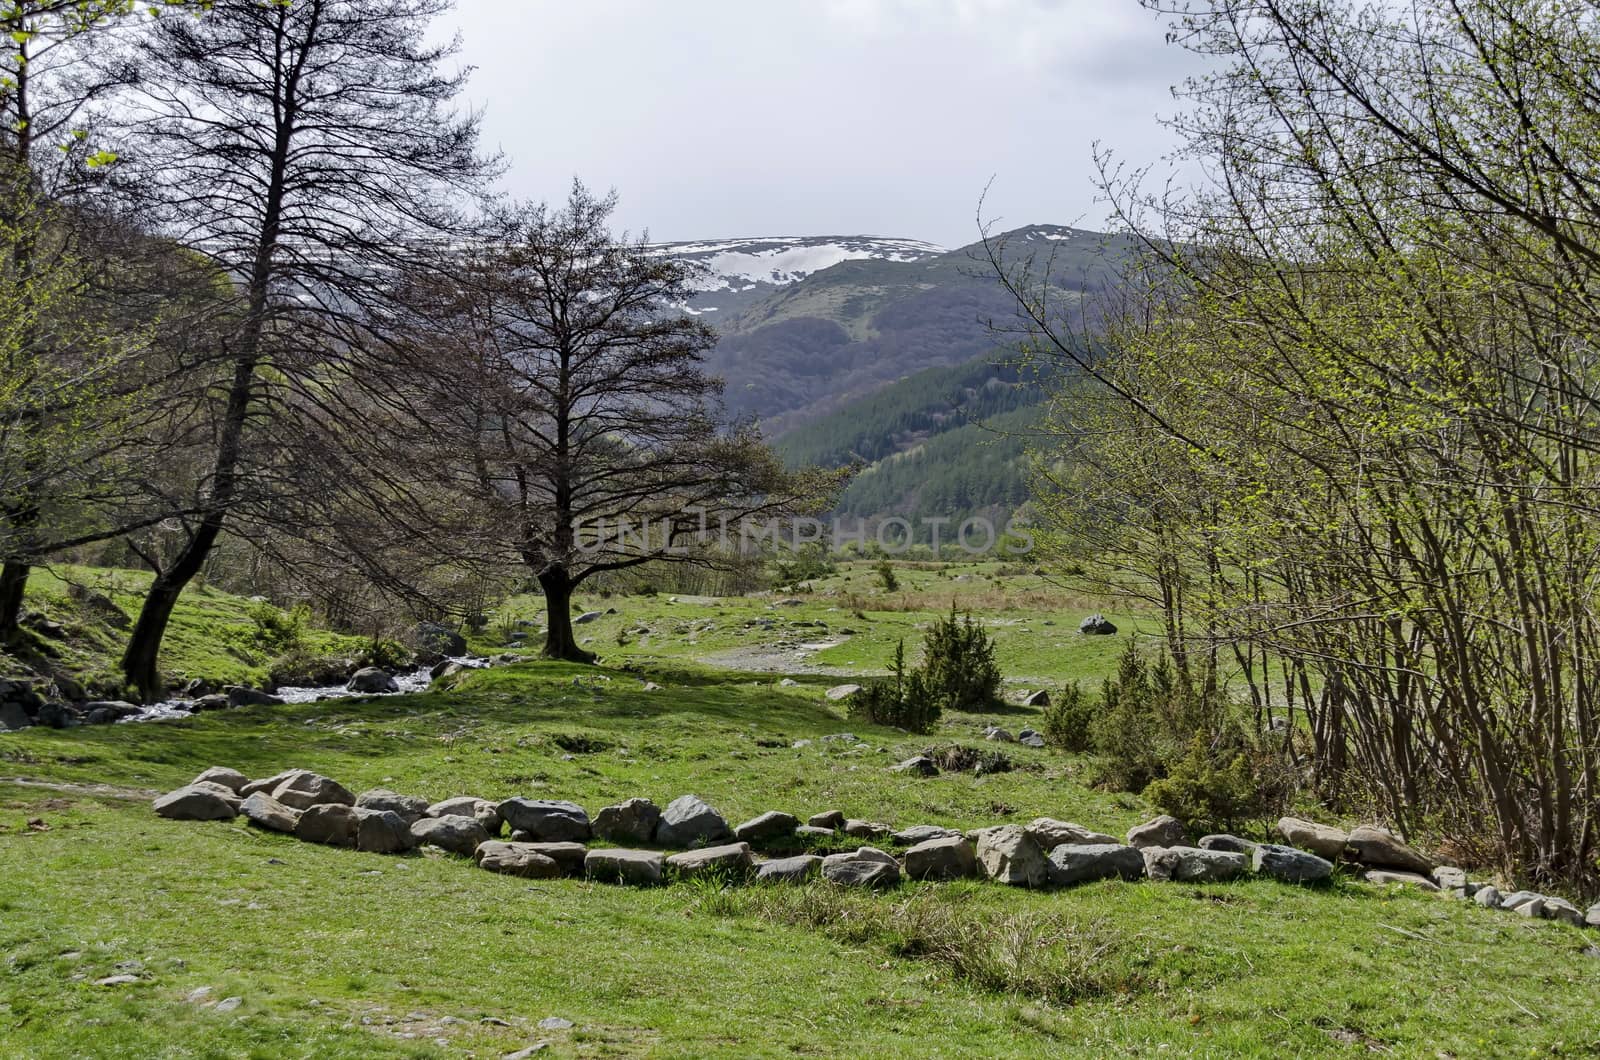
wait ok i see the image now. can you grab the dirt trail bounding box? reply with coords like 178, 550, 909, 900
0, 777, 158, 800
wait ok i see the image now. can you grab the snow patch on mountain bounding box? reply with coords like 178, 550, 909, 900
651, 235, 946, 293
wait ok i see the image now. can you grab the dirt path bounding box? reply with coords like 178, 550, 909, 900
699, 643, 884, 678
0, 777, 158, 800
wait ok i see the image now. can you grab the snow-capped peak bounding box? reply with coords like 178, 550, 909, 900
651, 235, 946, 294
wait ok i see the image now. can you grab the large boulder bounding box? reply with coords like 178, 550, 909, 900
1026, 818, 1117, 850
225, 686, 284, 708
355, 808, 415, 853
1126, 815, 1187, 849
240, 769, 302, 798
295, 804, 360, 847
822, 849, 901, 888
427, 796, 502, 835
807, 810, 846, 830
497, 798, 591, 842
1363, 869, 1439, 891
843, 819, 891, 840
1251, 843, 1333, 884
412, 621, 466, 660
1046, 843, 1146, 886
654, 795, 732, 847
270, 772, 355, 811
825, 684, 863, 701
903, 836, 976, 881
153, 783, 240, 821
1078, 614, 1117, 635
409, 815, 489, 856
1276, 817, 1349, 860
1541, 897, 1585, 927
585, 848, 666, 886
1198, 834, 1257, 854
755, 854, 823, 884
475, 841, 562, 879
84, 701, 143, 725
891, 824, 964, 846
0, 701, 32, 731
733, 811, 799, 843
1142, 846, 1248, 883
355, 789, 430, 822
346, 667, 399, 694
1346, 826, 1433, 874
666, 842, 755, 879
975, 826, 1049, 887
190, 766, 250, 794
239, 791, 301, 833
593, 798, 661, 844
502, 840, 587, 876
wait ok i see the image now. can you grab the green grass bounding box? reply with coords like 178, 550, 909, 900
4, 658, 1600, 1057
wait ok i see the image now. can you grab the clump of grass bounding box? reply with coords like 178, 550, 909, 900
921, 743, 1014, 775
714, 885, 1144, 1005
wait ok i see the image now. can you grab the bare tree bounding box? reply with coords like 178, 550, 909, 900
375, 185, 834, 662
111, 0, 494, 696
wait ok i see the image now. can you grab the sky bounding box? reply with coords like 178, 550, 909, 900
447, 1, 1204, 249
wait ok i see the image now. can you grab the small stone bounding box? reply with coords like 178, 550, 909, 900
95, 975, 140, 987
1022, 690, 1050, 707
808, 810, 846, 829
347, 667, 399, 694
754, 855, 823, 883
585, 848, 666, 886
538, 1017, 573, 1030
1474, 885, 1503, 908
1198, 834, 1257, 854
1144, 846, 1248, 883
215, 997, 243, 1013
976, 825, 1048, 887
592, 798, 661, 844
1251, 843, 1333, 884
982, 726, 1014, 743
1017, 732, 1046, 748
733, 811, 800, 843
793, 825, 835, 839
891, 824, 963, 845
1363, 869, 1440, 891
654, 794, 732, 846
843, 819, 890, 839
824, 684, 862, 701
497, 798, 591, 842
409, 815, 490, 856
1127, 815, 1186, 849
903, 836, 975, 881
1046, 843, 1146, 886
1346, 825, 1433, 874
185, 987, 213, 1003
890, 755, 938, 776
666, 842, 755, 879
1587, 902, 1600, 928
475, 842, 562, 879
1276, 817, 1349, 861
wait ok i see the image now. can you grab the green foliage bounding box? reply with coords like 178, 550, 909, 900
1142, 734, 1263, 835
847, 639, 940, 733
772, 542, 835, 588
1040, 680, 1094, 752
918, 604, 1001, 712
356, 637, 410, 672
245, 601, 307, 654
875, 557, 898, 593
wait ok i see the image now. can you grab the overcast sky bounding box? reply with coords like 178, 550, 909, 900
448, 1, 1202, 249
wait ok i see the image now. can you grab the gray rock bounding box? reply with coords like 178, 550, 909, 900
891, 755, 938, 776
239, 769, 301, 798
1474, 885, 1503, 908
1046, 843, 1147, 885
1276, 817, 1349, 860
37, 701, 79, 728
808, 810, 846, 829
503, 840, 588, 876
733, 811, 800, 843
1198, 834, 1257, 854
585, 848, 665, 885
0, 701, 31, 731
412, 621, 466, 659
1025, 818, 1117, 850
346, 667, 399, 694
755, 854, 823, 883
189, 694, 231, 713
1541, 896, 1585, 927
982, 726, 1014, 743
654, 794, 732, 846
474, 841, 562, 879
794, 825, 836, 839
1346, 825, 1433, 874
1431, 866, 1469, 891
191, 766, 250, 794
409, 814, 489, 856
355, 808, 415, 853
824, 684, 862, 701
1363, 869, 1440, 891
843, 819, 890, 839
592, 798, 661, 844
84, 701, 143, 724
427, 796, 502, 835
574, 610, 605, 624
538, 1017, 574, 1030
976, 825, 1049, 887
822, 852, 901, 888
239, 791, 300, 833
1018, 732, 1046, 748
295, 803, 360, 847
153, 783, 240, 821
355, 789, 430, 822
1585, 902, 1600, 927
891, 824, 963, 845
667, 842, 755, 879
1127, 815, 1187, 849
225, 686, 283, 708
1078, 614, 1117, 635
1022, 690, 1051, 707
1500, 890, 1544, 914
270, 772, 355, 811
1144, 846, 1249, 883
903, 836, 975, 881
214, 996, 243, 1014
1251, 843, 1333, 884
497, 798, 591, 842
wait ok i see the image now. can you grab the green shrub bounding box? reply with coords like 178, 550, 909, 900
356, 638, 411, 671
876, 558, 899, 592
847, 640, 941, 733
246, 601, 308, 654
918, 604, 1001, 712
1040, 681, 1094, 752
1142, 734, 1263, 834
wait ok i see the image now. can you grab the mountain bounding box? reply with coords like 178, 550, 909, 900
656, 224, 1127, 437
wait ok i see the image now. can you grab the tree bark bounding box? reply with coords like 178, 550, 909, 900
0, 560, 29, 640
121, 516, 224, 699
538, 566, 595, 664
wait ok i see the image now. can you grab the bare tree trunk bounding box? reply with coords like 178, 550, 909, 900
0, 559, 29, 640
538, 566, 594, 664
